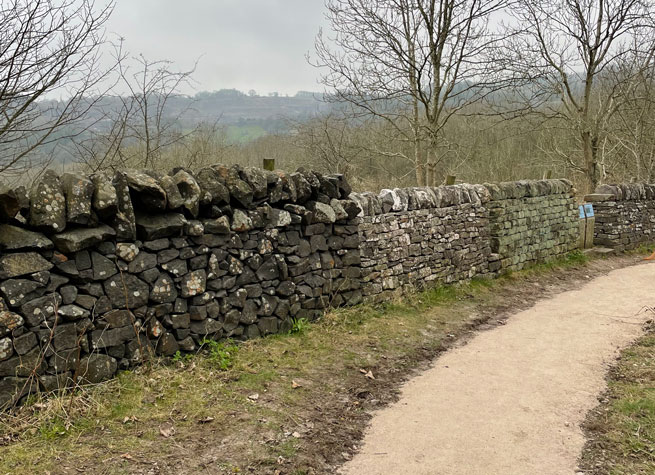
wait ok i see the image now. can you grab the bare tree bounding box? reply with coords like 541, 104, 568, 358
501, 0, 655, 192
313, 0, 506, 186
72, 42, 209, 173
288, 112, 364, 176
0, 0, 114, 179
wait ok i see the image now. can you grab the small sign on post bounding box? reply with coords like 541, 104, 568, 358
445, 175, 456, 185
578, 205, 586, 249
578, 204, 596, 249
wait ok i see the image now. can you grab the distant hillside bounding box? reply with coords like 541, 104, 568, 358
186, 89, 330, 124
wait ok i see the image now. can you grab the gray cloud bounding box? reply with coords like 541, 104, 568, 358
105, 0, 328, 95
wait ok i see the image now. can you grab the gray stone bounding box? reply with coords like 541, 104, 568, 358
220, 165, 253, 208
90, 326, 136, 349
91, 251, 118, 281
0, 337, 13, 361
170, 170, 201, 216
190, 318, 223, 335
196, 167, 230, 205
239, 299, 257, 324
0, 377, 32, 408
0, 310, 23, 337
20, 294, 61, 326
51, 225, 116, 253
53, 323, 79, 351
180, 270, 206, 298
61, 172, 94, 225
58, 304, 90, 321
156, 332, 179, 356
161, 259, 188, 277
241, 167, 268, 199
231, 209, 253, 232
160, 175, 183, 210
258, 317, 279, 335
78, 354, 118, 384
104, 274, 149, 309
75, 294, 97, 310
256, 258, 279, 281
91, 173, 118, 218
29, 169, 66, 232
39, 372, 72, 392
127, 252, 157, 274
0, 224, 53, 251
307, 201, 336, 223
0, 279, 43, 307
0, 252, 53, 279
116, 243, 139, 262
177, 336, 195, 352
158, 248, 180, 264
0, 186, 22, 221
135, 212, 187, 240
143, 238, 170, 251
112, 171, 137, 240
222, 310, 240, 332
74, 250, 92, 270
123, 169, 167, 211
290, 172, 312, 203
183, 220, 203, 237
203, 216, 231, 234
59, 285, 78, 305
150, 274, 178, 303
269, 209, 292, 227
97, 309, 134, 328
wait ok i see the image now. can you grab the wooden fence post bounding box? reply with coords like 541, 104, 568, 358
263, 158, 275, 171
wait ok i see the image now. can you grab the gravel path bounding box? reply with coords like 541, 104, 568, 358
340, 261, 655, 475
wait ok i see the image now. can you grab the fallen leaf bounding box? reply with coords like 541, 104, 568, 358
291, 380, 302, 389
159, 423, 175, 438
291, 431, 302, 438
364, 370, 375, 380
248, 393, 259, 401
359, 368, 367, 374
198, 416, 215, 424
120, 453, 134, 460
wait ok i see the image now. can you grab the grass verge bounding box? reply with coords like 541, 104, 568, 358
580, 316, 655, 475
0, 250, 634, 475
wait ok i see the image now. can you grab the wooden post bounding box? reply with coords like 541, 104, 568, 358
583, 204, 595, 249
544, 170, 552, 179
578, 205, 586, 249
263, 158, 275, 171
445, 175, 456, 185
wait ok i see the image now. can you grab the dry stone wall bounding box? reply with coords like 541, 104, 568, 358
351, 185, 492, 302
0, 166, 360, 408
0, 168, 580, 408
484, 180, 579, 272
586, 184, 655, 250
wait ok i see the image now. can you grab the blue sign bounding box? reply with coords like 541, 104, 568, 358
584, 204, 594, 217
579, 205, 586, 219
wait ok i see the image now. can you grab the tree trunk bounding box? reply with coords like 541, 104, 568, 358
415, 140, 425, 186
582, 131, 601, 193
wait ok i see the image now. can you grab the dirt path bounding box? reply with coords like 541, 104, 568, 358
340, 261, 655, 475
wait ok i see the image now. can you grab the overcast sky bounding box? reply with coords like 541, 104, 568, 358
104, 0, 329, 96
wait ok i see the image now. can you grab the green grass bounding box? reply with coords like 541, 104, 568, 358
226, 124, 268, 144
581, 323, 655, 474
